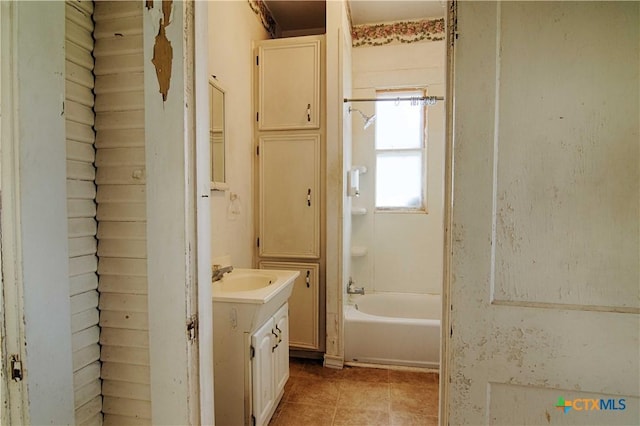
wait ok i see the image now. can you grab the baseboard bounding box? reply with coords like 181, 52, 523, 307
323, 354, 344, 369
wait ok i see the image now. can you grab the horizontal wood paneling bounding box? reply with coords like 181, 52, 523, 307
98, 276, 147, 295
99, 329, 149, 348
73, 346, 101, 372
72, 291, 100, 314
94, 72, 144, 95
95, 128, 145, 149
74, 362, 101, 388
68, 236, 98, 257
101, 364, 150, 385
67, 161, 97, 181
100, 311, 148, 330
70, 273, 99, 297
94, 2, 149, 422
102, 380, 151, 401
71, 309, 100, 334
103, 414, 151, 426
100, 346, 149, 366
75, 396, 102, 425
72, 326, 100, 352
66, 1, 102, 424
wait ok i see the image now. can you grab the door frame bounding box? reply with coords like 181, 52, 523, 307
439, 1, 456, 425
0, 2, 28, 423
193, 1, 214, 424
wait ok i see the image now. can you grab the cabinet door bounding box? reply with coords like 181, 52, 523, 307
260, 262, 320, 351
258, 134, 320, 258
257, 38, 321, 130
251, 319, 275, 426
273, 303, 289, 395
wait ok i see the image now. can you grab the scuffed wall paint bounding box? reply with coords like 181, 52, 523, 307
150, 0, 173, 101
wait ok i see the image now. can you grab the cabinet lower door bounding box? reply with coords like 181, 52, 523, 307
273, 303, 290, 395
260, 262, 320, 350
252, 319, 275, 426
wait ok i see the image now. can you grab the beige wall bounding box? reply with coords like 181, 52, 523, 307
208, 1, 269, 267
351, 40, 445, 295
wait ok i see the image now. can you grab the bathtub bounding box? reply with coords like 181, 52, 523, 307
344, 292, 441, 369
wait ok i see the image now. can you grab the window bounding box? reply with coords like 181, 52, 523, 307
374, 89, 427, 211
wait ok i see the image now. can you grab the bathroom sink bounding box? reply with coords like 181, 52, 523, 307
212, 268, 299, 330
217, 271, 278, 292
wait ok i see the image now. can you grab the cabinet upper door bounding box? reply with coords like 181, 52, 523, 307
257, 38, 321, 130
259, 134, 321, 258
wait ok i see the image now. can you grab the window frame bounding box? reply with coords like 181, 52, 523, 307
374, 87, 429, 214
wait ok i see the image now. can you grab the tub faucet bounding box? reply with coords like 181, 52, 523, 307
212, 264, 233, 282
347, 278, 365, 295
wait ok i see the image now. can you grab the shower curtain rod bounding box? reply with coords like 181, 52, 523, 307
343, 96, 444, 104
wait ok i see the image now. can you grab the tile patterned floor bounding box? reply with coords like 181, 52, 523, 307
269, 358, 439, 426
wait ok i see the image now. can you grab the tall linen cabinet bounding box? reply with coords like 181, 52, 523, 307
254, 35, 325, 353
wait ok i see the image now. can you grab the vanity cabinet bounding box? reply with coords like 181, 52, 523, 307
260, 261, 319, 350
256, 37, 321, 131
251, 303, 289, 426
213, 300, 291, 426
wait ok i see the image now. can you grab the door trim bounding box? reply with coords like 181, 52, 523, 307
1, 2, 29, 422
440, 1, 457, 425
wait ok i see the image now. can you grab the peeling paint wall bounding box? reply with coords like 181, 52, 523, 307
150, 0, 173, 102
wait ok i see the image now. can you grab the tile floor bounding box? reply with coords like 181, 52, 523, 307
269, 358, 439, 426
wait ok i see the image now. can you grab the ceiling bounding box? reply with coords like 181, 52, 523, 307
264, 0, 446, 33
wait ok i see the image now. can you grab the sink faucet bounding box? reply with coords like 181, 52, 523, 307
347, 278, 365, 295
212, 264, 233, 282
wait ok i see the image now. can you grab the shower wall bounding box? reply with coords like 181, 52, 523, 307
351, 40, 445, 295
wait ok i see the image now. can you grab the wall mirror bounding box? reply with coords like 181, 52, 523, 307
210, 78, 227, 190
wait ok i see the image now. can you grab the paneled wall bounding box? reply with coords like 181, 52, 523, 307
64, 1, 102, 423
94, 2, 151, 424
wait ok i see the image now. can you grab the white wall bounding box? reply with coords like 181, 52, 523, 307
208, 1, 269, 267
351, 41, 445, 295
2, 2, 75, 423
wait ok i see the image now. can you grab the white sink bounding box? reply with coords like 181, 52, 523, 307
217, 271, 278, 292
212, 268, 299, 331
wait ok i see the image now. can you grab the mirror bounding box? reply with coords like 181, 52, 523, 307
209, 78, 227, 190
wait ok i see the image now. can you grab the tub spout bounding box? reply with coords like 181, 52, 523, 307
347, 278, 365, 295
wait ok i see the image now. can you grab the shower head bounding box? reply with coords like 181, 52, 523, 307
348, 106, 376, 130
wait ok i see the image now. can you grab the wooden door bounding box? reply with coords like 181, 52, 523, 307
257, 37, 321, 130
251, 319, 275, 426
258, 134, 320, 259
447, 2, 639, 424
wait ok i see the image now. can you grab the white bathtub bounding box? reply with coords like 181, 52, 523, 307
344, 292, 441, 369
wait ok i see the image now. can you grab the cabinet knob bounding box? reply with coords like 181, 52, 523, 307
306, 270, 310, 288
307, 188, 311, 207
307, 103, 311, 122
